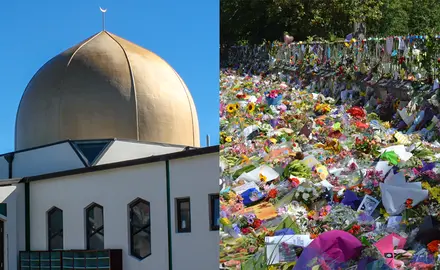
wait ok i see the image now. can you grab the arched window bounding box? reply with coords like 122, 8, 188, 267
129, 198, 151, 259
86, 203, 104, 250
48, 207, 63, 250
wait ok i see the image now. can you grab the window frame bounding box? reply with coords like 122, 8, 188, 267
175, 197, 191, 233
47, 207, 63, 251
129, 198, 151, 259
85, 203, 104, 250
209, 194, 220, 231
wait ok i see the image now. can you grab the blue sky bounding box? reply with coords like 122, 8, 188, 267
0, 0, 219, 154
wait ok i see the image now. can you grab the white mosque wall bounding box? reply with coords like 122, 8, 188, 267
15, 184, 26, 257
169, 152, 220, 270
29, 162, 169, 270
13, 142, 85, 178
96, 140, 185, 165
0, 185, 19, 270
0, 158, 9, 179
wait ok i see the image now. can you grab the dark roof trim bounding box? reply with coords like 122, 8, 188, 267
1, 138, 192, 158
21, 145, 219, 183
0, 178, 23, 187
1, 139, 118, 158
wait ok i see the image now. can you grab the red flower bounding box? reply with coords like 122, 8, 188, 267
290, 177, 300, 188
241, 227, 251, 235
427, 240, 440, 253
315, 119, 325, 126
347, 106, 366, 119
399, 57, 405, 65
268, 189, 278, 199
328, 130, 343, 138
363, 188, 372, 195
355, 121, 369, 129
405, 198, 413, 209
252, 219, 262, 229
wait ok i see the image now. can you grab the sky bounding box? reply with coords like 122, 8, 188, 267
0, 0, 219, 154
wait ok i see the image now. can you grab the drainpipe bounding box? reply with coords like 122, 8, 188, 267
3, 154, 14, 179
24, 179, 30, 251
165, 160, 173, 270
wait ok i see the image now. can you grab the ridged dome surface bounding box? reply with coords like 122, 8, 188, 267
15, 31, 200, 150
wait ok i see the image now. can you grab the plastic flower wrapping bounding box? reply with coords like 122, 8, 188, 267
219, 59, 440, 269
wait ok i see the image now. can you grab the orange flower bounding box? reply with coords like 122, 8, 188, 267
427, 240, 440, 253
310, 233, 318, 239
363, 188, 372, 195
268, 189, 278, 199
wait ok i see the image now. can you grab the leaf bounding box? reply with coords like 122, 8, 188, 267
282, 261, 297, 270
275, 216, 301, 234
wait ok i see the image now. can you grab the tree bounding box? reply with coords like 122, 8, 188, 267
220, 0, 440, 47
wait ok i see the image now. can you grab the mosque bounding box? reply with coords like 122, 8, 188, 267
0, 30, 219, 270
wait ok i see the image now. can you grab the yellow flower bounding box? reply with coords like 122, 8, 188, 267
241, 155, 250, 165
382, 122, 391, 129
422, 182, 431, 190
219, 218, 231, 226
247, 102, 255, 113
227, 191, 236, 199
234, 103, 239, 111
380, 208, 390, 219
226, 104, 236, 113
225, 136, 232, 143
259, 173, 267, 182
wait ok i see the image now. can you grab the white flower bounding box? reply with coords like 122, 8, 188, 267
302, 193, 310, 200
298, 186, 305, 192
413, 49, 420, 56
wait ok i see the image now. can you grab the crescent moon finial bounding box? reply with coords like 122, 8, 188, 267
99, 7, 107, 31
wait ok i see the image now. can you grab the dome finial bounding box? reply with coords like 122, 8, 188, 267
99, 7, 107, 31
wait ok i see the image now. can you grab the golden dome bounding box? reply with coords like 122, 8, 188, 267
15, 31, 200, 150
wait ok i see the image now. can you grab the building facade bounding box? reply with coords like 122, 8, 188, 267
0, 29, 219, 270
0, 140, 219, 270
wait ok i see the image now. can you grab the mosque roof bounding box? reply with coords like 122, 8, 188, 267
15, 31, 199, 151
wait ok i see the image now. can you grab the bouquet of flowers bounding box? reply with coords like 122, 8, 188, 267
265, 89, 283, 106
354, 136, 380, 155
282, 160, 312, 180
293, 181, 322, 205
314, 102, 332, 115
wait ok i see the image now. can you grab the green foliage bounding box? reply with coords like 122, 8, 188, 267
220, 0, 440, 46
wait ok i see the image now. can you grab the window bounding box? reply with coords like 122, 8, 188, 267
72, 141, 110, 166
86, 203, 104, 250
209, 194, 220, 231
48, 207, 63, 250
176, 198, 191, 233
129, 198, 151, 259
